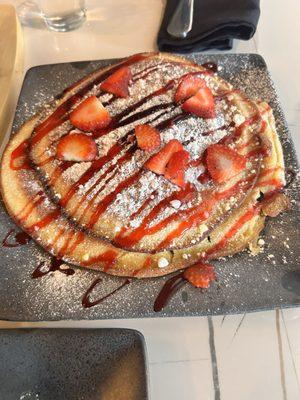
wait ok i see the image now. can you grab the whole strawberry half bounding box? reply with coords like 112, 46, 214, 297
101, 66, 132, 98
135, 124, 161, 152
174, 74, 206, 103
183, 263, 216, 288
70, 96, 111, 132
145, 139, 183, 175
206, 144, 246, 184
182, 86, 215, 119
56, 133, 98, 162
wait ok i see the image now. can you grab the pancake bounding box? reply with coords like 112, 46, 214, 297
0, 52, 288, 278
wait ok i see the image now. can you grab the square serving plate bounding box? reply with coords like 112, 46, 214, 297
0, 328, 149, 400
0, 53, 299, 321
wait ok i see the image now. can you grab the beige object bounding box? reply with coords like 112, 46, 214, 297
0, 53, 288, 278
0, 4, 23, 146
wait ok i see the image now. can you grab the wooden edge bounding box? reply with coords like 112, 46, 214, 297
0, 5, 24, 150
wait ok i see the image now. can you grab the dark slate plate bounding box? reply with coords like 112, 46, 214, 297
0, 54, 299, 321
0, 328, 148, 400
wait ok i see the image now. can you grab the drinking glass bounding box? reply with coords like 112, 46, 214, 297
38, 0, 86, 32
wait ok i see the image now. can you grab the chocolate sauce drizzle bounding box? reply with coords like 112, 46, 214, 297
201, 62, 218, 73
2, 229, 31, 247
82, 278, 131, 308
31, 257, 75, 279
154, 272, 187, 312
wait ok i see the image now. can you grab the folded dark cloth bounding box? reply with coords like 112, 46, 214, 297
157, 0, 260, 52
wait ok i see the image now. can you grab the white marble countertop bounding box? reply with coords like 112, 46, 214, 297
0, 1, 300, 399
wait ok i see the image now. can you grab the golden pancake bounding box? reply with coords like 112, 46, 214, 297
0, 52, 288, 278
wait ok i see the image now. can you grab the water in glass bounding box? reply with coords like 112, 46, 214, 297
39, 0, 86, 32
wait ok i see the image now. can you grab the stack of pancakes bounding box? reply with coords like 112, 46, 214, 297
0, 53, 288, 278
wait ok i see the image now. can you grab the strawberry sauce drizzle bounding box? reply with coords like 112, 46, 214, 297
81, 249, 118, 268
114, 184, 196, 248
153, 202, 260, 312
74, 145, 136, 220
10, 140, 31, 170
65, 231, 85, 255
86, 171, 142, 229
27, 210, 60, 233
16, 70, 192, 239
206, 205, 260, 258
115, 173, 256, 250
7, 56, 277, 295
16, 191, 45, 223
155, 176, 257, 250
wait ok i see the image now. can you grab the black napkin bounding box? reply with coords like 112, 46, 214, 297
157, 0, 260, 52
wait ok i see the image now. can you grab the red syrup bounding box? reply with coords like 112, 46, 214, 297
27, 210, 60, 233
31, 256, 75, 279
153, 203, 261, 312
10, 140, 31, 170
114, 184, 197, 248
86, 170, 142, 229
82, 278, 131, 308
2, 229, 31, 247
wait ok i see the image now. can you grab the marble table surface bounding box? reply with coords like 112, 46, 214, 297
0, 1, 299, 399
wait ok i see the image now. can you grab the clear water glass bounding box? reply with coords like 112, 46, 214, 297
38, 0, 86, 32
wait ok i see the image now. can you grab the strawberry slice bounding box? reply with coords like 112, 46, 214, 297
144, 139, 183, 175
168, 169, 186, 188
56, 133, 98, 162
70, 96, 111, 132
135, 124, 161, 152
183, 262, 216, 288
182, 86, 215, 119
165, 150, 190, 187
206, 144, 246, 184
175, 74, 206, 103
101, 66, 132, 98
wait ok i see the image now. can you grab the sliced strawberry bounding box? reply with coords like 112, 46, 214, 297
168, 169, 186, 188
165, 150, 190, 177
135, 124, 161, 152
101, 66, 132, 98
182, 86, 215, 119
70, 96, 111, 132
206, 144, 246, 184
164, 150, 190, 187
144, 139, 183, 175
183, 262, 216, 288
175, 74, 206, 103
56, 133, 98, 162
